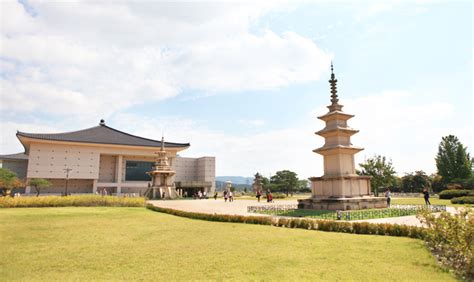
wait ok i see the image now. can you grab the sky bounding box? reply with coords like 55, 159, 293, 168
0, 0, 472, 179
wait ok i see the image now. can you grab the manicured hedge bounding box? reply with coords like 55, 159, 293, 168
451, 196, 474, 205
146, 204, 427, 239
0, 195, 146, 208
438, 190, 473, 199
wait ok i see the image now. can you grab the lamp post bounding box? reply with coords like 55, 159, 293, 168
64, 168, 72, 196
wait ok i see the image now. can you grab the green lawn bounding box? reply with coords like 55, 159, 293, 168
392, 197, 472, 207
0, 207, 455, 281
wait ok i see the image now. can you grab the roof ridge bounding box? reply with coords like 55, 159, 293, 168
101, 125, 190, 146
15, 123, 190, 148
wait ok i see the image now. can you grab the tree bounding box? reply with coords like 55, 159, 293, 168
401, 171, 431, 193
435, 135, 472, 183
28, 178, 52, 197
270, 170, 298, 196
296, 179, 310, 193
0, 168, 23, 196
429, 173, 445, 192
261, 176, 277, 192
358, 155, 396, 196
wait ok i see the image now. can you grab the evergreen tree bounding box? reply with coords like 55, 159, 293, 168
435, 135, 472, 183
270, 170, 298, 196
358, 155, 396, 196
28, 178, 52, 196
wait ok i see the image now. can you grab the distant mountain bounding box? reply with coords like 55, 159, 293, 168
216, 176, 253, 185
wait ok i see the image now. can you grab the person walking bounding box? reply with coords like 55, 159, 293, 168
229, 191, 233, 202
384, 189, 391, 207
256, 190, 262, 202
267, 191, 273, 203
224, 191, 228, 202
214, 192, 218, 200
423, 188, 431, 205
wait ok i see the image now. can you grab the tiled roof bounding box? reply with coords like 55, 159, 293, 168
0, 152, 28, 161
16, 122, 190, 148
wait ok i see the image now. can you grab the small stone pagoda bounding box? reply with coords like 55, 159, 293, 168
252, 172, 263, 194
147, 136, 177, 199
298, 64, 386, 211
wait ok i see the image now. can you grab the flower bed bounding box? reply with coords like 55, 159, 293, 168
247, 204, 446, 221
0, 195, 146, 208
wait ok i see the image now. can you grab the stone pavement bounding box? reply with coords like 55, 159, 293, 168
148, 199, 458, 227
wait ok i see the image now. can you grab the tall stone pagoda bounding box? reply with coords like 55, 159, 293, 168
298, 64, 386, 210
147, 136, 177, 199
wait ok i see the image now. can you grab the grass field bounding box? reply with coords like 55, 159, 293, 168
0, 207, 455, 280
392, 197, 472, 207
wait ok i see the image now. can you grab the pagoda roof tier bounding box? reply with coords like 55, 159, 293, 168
313, 145, 364, 156
318, 111, 354, 122
315, 126, 359, 137
147, 170, 175, 175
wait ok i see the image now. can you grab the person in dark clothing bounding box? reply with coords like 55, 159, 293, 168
384, 189, 391, 207
214, 192, 218, 200
423, 188, 431, 205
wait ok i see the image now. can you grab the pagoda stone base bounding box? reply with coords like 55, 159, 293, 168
297, 197, 387, 211
152, 186, 179, 199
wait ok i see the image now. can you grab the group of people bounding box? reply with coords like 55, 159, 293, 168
193, 190, 207, 199
256, 190, 273, 203
384, 188, 431, 207
223, 190, 234, 202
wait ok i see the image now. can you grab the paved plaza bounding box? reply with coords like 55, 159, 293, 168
149, 198, 457, 227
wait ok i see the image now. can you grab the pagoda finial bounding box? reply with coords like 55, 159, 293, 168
161, 134, 165, 152
326, 62, 343, 112
329, 62, 339, 106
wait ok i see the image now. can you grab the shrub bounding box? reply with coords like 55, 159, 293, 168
417, 208, 474, 280
438, 190, 473, 199
146, 204, 426, 240
451, 196, 474, 205
263, 193, 287, 199
0, 195, 145, 208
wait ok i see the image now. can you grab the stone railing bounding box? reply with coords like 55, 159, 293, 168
247, 204, 447, 221
247, 204, 298, 214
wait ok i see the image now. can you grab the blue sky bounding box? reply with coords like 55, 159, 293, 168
0, 0, 472, 178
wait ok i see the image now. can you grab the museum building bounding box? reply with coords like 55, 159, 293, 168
0, 120, 215, 196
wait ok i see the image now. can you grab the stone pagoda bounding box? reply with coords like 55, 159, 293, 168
147, 136, 177, 199
298, 64, 386, 211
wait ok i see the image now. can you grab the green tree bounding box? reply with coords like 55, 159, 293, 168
270, 170, 298, 196
358, 155, 396, 196
435, 135, 472, 183
429, 173, 445, 193
0, 168, 23, 196
28, 178, 52, 197
296, 179, 310, 193
401, 171, 431, 193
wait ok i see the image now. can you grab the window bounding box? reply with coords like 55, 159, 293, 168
125, 161, 153, 181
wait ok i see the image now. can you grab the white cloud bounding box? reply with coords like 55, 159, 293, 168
0, 1, 331, 118
343, 90, 470, 176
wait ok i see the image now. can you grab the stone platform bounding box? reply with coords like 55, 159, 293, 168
297, 197, 387, 211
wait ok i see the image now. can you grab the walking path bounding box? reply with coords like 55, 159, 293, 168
148, 199, 457, 227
